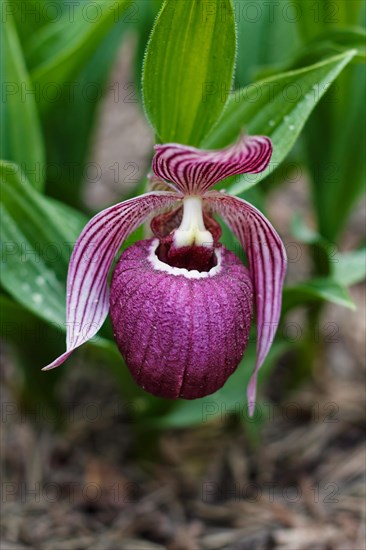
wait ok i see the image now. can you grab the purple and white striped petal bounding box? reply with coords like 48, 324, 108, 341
43, 192, 180, 370
205, 191, 287, 414
152, 135, 272, 195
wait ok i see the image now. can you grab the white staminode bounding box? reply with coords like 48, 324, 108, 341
173, 196, 213, 248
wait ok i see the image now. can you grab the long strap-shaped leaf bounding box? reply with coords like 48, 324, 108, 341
204, 51, 356, 195
1, 3, 45, 189
142, 0, 236, 146
27, 0, 132, 110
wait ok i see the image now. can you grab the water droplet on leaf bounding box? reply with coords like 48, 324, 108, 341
32, 293, 43, 304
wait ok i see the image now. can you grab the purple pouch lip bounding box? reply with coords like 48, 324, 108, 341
109, 238, 253, 400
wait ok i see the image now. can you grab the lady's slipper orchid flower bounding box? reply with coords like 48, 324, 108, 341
43, 135, 286, 414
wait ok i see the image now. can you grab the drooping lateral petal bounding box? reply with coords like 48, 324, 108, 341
205, 191, 287, 414
152, 134, 272, 195
43, 192, 180, 370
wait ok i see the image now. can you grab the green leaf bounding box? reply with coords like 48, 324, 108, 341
291, 215, 366, 284
42, 19, 131, 207
283, 278, 356, 312
142, 0, 236, 146
0, 161, 134, 343
9, 1, 133, 204
333, 248, 366, 287
7, 0, 52, 42
0, 161, 88, 326
0, 294, 65, 418
291, 0, 364, 42
27, 0, 131, 111
132, 0, 163, 103
303, 27, 366, 62
235, 0, 300, 87
0, 1, 45, 190
305, 61, 365, 240
291, 2, 365, 241
203, 51, 356, 195
256, 27, 366, 81
291, 214, 321, 244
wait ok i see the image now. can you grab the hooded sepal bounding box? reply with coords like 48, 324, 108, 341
152, 134, 272, 195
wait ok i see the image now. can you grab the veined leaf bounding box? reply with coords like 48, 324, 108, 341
291, 215, 366, 285
142, 0, 236, 146
42, 18, 131, 208
204, 51, 356, 195
291, 0, 364, 42
0, 162, 87, 326
301, 27, 366, 62
235, 0, 300, 87
256, 27, 366, 80
27, 0, 132, 110
7, 0, 52, 41
291, 214, 321, 244
283, 278, 356, 312
305, 61, 365, 240
291, 1, 365, 241
0, 2, 45, 190
132, 0, 163, 102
